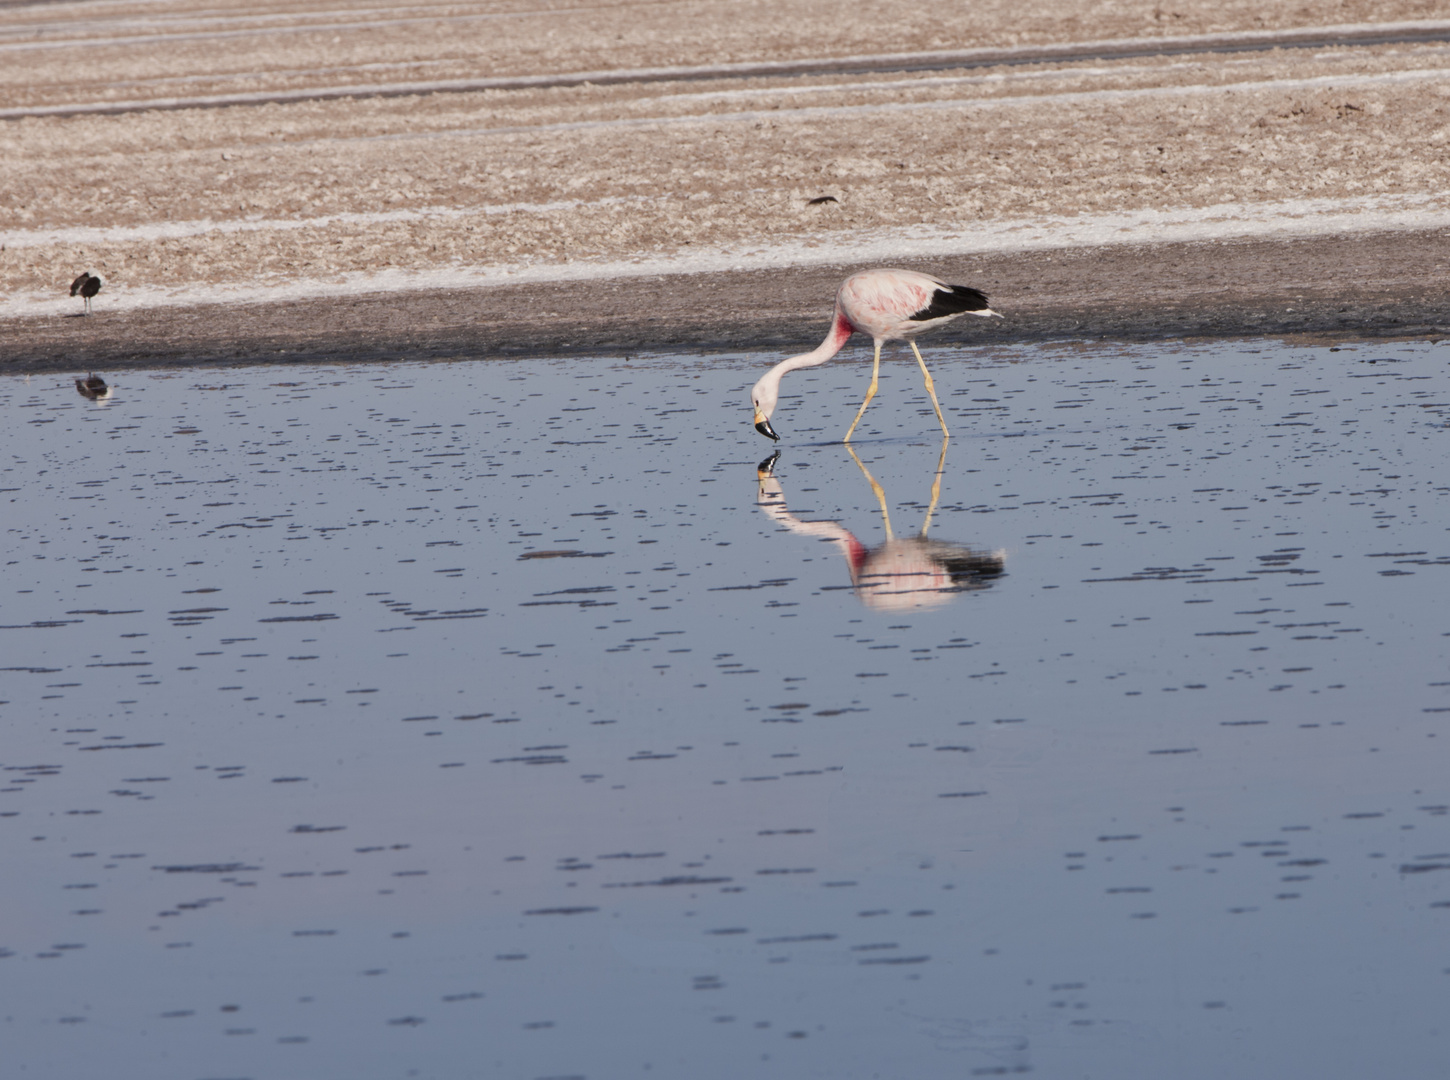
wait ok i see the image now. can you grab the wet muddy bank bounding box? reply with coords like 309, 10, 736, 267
6, 229, 1450, 374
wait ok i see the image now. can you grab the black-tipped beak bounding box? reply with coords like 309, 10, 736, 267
755, 418, 780, 441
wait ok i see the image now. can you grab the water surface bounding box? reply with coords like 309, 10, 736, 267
3, 339, 1449, 1078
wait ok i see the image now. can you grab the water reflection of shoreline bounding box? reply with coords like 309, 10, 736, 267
756, 439, 1005, 612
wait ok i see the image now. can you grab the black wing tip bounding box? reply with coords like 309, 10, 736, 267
909, 283, 992, 322
947, 283, 991, 307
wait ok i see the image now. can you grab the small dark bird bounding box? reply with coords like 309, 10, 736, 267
70, 271, 102, 315
75, 373, 110, 400
806, 195, 838, 205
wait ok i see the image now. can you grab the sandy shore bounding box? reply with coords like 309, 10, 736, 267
3, 0, 1450, 366
7, 229, 1448, 375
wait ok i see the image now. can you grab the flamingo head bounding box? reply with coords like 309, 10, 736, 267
750, 374, 781, 441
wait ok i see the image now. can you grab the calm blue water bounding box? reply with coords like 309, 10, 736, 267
3, 338, 1449, 1079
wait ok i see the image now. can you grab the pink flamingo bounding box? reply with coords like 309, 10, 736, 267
751, 268, 1000, 442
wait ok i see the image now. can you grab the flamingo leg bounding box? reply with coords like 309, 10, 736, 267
910, 340, 950, 438
845, 442, 894, 540
920, 435, 949, 537
843, 339, 882, 443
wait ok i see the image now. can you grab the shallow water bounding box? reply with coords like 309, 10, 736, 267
3, 338, 1449, 1079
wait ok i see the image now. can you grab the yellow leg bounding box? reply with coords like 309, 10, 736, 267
843, 340, 882, 443
920, 435, 949, 537
910, 340, 950, 438
845, 442, 894, 540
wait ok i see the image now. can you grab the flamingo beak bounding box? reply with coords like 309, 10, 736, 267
753, 411, 780, 441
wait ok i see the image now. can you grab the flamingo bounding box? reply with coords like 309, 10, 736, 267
751, 268, 1000, 443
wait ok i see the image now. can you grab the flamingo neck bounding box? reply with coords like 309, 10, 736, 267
763, 308, 854, 387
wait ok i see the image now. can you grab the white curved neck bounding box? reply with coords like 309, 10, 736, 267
758, 307, 854, 398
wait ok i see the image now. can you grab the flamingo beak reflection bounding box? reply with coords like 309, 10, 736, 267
753, 412, 780, 441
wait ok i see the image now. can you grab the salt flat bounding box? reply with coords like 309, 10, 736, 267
2, 0, 1449, 357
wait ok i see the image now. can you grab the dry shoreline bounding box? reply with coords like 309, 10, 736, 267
5, 229, 1448, 375
5, 0, 1450, 370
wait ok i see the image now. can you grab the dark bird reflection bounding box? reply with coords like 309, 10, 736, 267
75, 373, 111, 402
756, 439, 1005, 611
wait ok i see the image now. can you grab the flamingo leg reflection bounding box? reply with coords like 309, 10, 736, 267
921, 436, 950, 537
910, 340, 950, 438
842, 339, 883, 444
844, 442, 894, 541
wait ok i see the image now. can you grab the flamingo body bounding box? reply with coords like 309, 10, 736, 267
751, 268, 998, 442
837, 268, 989, 342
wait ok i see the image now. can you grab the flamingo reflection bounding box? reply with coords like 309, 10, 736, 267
756, 439, 1005, 611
